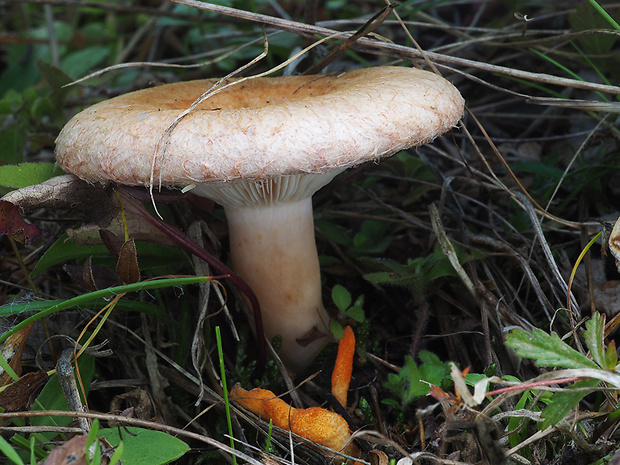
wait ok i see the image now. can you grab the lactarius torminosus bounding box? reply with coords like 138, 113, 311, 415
55, 66, 464, 372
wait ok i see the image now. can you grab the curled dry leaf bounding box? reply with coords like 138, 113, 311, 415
0, 174, 176, 248
2, 175, 118, 226
116, 239, 141, 284
450, 362, 480, 407
369, 449, 390, 465
64, 259, 123, 292
0, 322, 35, 386
43, 434, 89, 465
0, 200, 42, 244
109, 387, 153, 422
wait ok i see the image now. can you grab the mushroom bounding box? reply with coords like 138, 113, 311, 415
55, 66, 464, 372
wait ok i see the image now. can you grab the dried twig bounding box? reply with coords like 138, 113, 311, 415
166, 0, 620, 95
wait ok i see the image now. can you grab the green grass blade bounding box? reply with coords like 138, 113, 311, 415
587, 0, 620, 30
0, 351, 19, 381
0, 434, 24, 465
530, 48, 608, 102
216, 326, 237, 465
0, 276, 213, 345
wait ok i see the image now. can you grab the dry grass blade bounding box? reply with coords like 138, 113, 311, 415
516, 192, 580, 318
168, 0, 620, 95
430, 204, 476, 297
302, 2, 397, 74
64, 40, 265, 87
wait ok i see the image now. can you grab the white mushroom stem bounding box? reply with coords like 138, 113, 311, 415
193, 172, 340, 372
226, 199, 328, 372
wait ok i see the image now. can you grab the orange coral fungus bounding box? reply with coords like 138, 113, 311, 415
230, 384, 352, 452
230, 326, 358, 457
332, 325, 355, 409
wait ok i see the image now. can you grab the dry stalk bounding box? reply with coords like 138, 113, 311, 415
166, 0, 620, 95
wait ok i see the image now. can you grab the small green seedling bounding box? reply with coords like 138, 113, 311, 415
330, 284, 365, 339
383, 351, 452, 409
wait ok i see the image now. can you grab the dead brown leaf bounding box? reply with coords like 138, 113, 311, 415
116, 239, 140, 284
2, 175, 118, 226
1, 174, 178, 248
0, 322, 35, 387
63, 260, 123, 292
42, 435, 89, 465
0, 200, 42, 244
0, 371, 48, 413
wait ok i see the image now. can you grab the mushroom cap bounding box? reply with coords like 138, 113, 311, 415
55, 66, 464, 187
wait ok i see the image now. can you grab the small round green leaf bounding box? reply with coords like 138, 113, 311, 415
332, 284, 352, 312
97, 427, 189, 465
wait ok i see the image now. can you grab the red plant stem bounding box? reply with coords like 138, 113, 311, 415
485, 377, 584, 397
119, 188, 266, 371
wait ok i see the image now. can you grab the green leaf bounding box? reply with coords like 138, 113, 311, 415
511, 160, 565, 182
353, 231, 390, 254
418, 351, 451, 390
606, 340, 618, 371
570, 2, 618, 53
329, 320, 344, 340
97, 427, 189, 465
315, 219, 351, 246
86, 419, 101, 450
332, 285, 352, 312
32, 234, 186, 279
0, 297, 167, 320
108, 441, 125, 465
345, 305, 365, 323
60, 46, 109, 78
36, 60, 74, 91
380, 398, 401, 409
541, 378, 601, 428
584, 312, 606, 369
364, 271, 418, 288
0, 350, 18, 381
0, 44, 42, 96
419, 363, 447, 388
505, 328, 599, 370
507, 389, 534, 448
425, 254, 460, 282
0, 163, 64, 189
418, 350, 450, 370
0, 434, 24, 465
384, 356, 432, 405
0, 276, 210, 345
351, 220, 391, 254
0, 127, 27, 165
8, 430, 47, 460
363, 250, 462, 298
31, 234, 111, 277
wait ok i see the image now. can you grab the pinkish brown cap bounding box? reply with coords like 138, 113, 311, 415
55, 66, 464, 189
